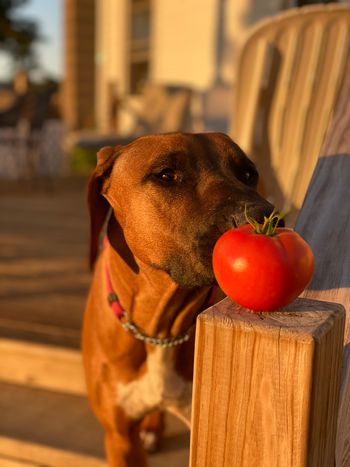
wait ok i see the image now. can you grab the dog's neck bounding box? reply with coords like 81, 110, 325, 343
106, 216, 213, 340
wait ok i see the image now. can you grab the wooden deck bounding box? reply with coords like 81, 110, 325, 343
0, 177, 189, 466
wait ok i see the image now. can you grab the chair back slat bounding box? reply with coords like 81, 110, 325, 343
231, 4, 350, 224
239, 39, 273, 153
269, 27, 299, 160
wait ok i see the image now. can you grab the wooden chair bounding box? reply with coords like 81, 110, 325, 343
0, 95, 26, 176
127, 82, 193, 135
190, 63, 350, 467
0, 89, 54, 179
75, 83, 192, 151
19, 88, 56, 178
191, 45, 350, 465
297, 65, 350, 467
230, 4, 350, 225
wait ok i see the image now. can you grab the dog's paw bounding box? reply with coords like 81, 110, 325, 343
139, 430, 159, 453
139, 411, 165, 453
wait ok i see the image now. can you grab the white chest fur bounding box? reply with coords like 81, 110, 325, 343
116, 347, 192, 426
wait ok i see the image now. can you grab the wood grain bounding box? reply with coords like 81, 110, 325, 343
0, 338, 85, 395
294, 66, 350, 466
0, 435, 106, 467
190, 298, 344, 467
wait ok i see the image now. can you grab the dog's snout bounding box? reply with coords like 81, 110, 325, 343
232, 205, 271, 227
234, 203, 285, 228
249, 208, 285, 228
231, 213, 246, 227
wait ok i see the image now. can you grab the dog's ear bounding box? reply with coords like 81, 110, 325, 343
87, 146, 121, 269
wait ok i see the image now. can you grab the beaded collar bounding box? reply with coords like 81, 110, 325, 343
105, 261, 218, 348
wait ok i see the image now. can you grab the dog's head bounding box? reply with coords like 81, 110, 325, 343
88, 132, 275, 287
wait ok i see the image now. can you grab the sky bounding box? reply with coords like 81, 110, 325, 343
0, 0, 62, 81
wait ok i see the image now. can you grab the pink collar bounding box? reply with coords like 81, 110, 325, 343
105, 259, 218, 348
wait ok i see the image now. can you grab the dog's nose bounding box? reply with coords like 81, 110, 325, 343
235, 206, 285, 228
254, 209, 285, 228
276, 217, 285, 227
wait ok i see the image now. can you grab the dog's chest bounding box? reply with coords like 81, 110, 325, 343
116, 347, 192, 425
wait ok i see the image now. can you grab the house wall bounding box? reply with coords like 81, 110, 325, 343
95, 0, 129, 133
63, 0, 96, 130
152, 0, 218, 90
94, 0, 288, 134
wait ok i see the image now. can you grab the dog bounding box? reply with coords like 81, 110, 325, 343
82, 132, 275, 466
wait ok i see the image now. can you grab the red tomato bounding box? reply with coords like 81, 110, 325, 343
212, 224, 314, 311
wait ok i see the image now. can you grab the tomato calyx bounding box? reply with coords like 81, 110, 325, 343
244, 205, 284, 237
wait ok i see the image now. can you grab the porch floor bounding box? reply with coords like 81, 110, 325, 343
0, 177, 189, 466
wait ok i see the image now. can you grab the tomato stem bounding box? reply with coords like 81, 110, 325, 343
244, 205, 283, 236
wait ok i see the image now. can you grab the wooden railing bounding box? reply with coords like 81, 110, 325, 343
190, 68, 350, 466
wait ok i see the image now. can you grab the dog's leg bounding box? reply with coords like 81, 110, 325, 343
139, 411, 165, 453
104, 408, 147, 467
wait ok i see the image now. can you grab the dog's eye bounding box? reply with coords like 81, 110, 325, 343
242, 167, 258, 185
155, 168, 178, 184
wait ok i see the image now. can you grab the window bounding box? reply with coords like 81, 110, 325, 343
129, 0, 151, 94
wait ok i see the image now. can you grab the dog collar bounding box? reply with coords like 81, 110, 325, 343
105, 261, 218, 348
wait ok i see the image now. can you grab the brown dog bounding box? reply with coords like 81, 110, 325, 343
83, 132, 274, 466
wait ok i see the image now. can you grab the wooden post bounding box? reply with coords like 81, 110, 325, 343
190, 297, 345, 467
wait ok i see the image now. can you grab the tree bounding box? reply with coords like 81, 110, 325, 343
0, 0, 41, 71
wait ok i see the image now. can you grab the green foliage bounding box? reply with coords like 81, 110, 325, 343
0, 0, 41, 69
70, 146, 97, 173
